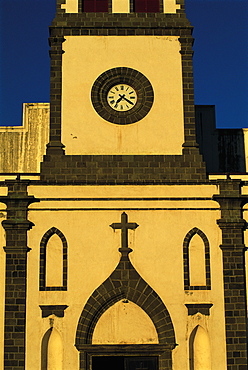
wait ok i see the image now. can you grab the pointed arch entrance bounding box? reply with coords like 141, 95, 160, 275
75, 213, 177, 369
75, 284, 175, 370
75, 287, 175, 369
75, 218, 176, 369
75, 285, 175, 347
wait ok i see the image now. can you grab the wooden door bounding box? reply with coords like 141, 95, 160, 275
125, 357, 158, 370
92, 356, 157, 370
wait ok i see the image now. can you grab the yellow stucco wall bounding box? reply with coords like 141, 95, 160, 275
61, 36, 184, 155
61, 0, 78, 13
112, 0, 130, 13
24, 184, 226, 370
0, 103, 49, 173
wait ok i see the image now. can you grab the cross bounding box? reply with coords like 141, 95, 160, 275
110, 212, 139, 249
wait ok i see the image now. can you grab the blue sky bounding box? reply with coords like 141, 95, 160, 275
0, 0, 247, 128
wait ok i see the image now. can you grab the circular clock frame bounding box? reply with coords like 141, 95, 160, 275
91, 67, 154, 125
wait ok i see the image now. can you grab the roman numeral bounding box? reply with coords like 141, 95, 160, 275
115, 86, 119, 91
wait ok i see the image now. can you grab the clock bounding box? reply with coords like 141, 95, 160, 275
91, 67, 154, 125
107, 84, 138, 112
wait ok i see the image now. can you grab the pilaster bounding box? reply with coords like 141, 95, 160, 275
180, 36, 199, 151
46, 36, 65, 156
213, 180, 248, 370
0, 181, 38, 370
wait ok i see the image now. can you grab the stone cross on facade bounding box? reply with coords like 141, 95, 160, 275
110, 212, 139, 250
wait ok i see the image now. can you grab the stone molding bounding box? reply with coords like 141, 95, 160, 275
185, 303, 213, 316
40, 305, 68, 318
0, 180, 39, 369
214, 180, 248, 368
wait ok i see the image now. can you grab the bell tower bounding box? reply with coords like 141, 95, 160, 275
42, 0, 206, 182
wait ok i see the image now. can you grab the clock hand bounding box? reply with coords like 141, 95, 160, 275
113, 94, 125, 109
116, 94, 125, 104
115, 94, 125, 104
122, 96, 134, 105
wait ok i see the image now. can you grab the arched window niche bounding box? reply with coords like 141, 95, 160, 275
40, 227, 68, 291
183, 228, 211, 290
189, 325, 211, 370
41, 327, 63, 370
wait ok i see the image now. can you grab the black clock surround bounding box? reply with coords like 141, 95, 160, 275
91, 67, 154, 125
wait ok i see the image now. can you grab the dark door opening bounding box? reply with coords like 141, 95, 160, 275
92, 356, 158, 370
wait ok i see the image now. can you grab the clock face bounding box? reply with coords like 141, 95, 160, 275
107, 84, 138, 112
91, 67, 154, 125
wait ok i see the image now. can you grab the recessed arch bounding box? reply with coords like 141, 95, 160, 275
189, 325, 211, 370
41, 327, 63, 370
39, 227, 68, 291
75, 282, 176, 370
75, 280, 175, 347
183, 227, 211, 290
92, 300, 159, 344
47, 328, 63, 370
75, 227, 176, 370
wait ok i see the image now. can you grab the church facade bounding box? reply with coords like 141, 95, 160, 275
0, 0, 247, 369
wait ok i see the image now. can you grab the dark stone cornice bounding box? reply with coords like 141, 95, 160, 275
216, 219, 247, 230
40, 305, 68, 318
77, 343, 176, 353
49, 13, 193, 36
219, 243, 246, 251
185, 303, 213, 316
2, 219, 34, 230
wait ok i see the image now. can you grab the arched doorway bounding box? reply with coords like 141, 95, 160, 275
75, 218, 177, 370
75, 289, 176, 370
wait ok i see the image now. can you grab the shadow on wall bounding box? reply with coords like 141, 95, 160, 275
41, 326, 63, 370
